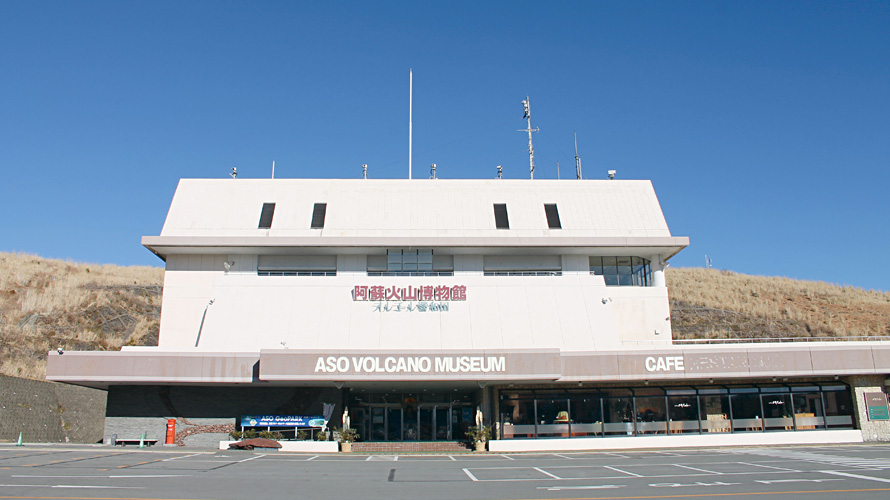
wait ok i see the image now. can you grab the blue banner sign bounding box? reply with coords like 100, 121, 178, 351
241, 415, 325, 427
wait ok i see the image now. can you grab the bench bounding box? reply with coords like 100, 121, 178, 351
113, 439, 159, 447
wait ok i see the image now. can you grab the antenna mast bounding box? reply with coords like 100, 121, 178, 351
408, 69, 413, 180
574, 132, 582, 180
519, 96, 539, 179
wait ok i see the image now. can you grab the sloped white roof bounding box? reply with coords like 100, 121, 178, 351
158, 178, 675, 238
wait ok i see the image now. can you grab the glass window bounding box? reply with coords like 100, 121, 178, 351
603, 397, 635, 436
617, 256, 633, 286
731, 393, 763, 432
500, 398, 535, 439
591, 256, 651, 287
589, 257, 604, 277
668, 395, 700, 433
761, 393, 793, 431
792, 392, 824, 430
569, 397, 603, 437
699, 392, 731, 432
635, 396, 668, 435
536, 399, 570, 438
823, 389, 854, 428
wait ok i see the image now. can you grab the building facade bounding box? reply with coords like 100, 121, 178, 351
47, 178, 890, 449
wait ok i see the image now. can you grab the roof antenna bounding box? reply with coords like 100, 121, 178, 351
519, 97, 539, 179
271, 160, 275, 179
362, 164, 368, 179
408, 68, 413, 180
430, 163, 437, 179
574, 132, 583, 180
496, 165, 503, 179
230, 167, 237, 178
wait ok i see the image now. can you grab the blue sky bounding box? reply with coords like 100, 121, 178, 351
2, 1, 888, 292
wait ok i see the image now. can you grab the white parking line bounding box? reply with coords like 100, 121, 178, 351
533, 467, 561, 479
603, 465, 643, 477
538, 485, 625, 491
551, 454, 572, 459
163, 453, 202, 461
501, 454, 515, 460
237, 454, 266, 463
740, 461, 800, 472
674, 464, 719, 474
462, 468, 479, 481
820, 470, 890, 483
0, 484, 141, 490
13, 475, 189, 479
306, 455, 319, 461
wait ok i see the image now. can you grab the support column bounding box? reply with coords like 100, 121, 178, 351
651, 258, 666, 287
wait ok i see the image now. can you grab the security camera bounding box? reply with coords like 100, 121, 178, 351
607, 170, 616, 180
57, 346, 64, 355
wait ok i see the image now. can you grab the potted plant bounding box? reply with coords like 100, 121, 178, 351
337, 427, 359, 452
465, 425, 491, 452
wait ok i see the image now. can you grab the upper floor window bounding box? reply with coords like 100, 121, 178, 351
258, 203, 275, 229
590, 256, 651, 286
367, 250, 453, 276
310, 203, 327, 229
544, 204, 561, 229
493, 204, 510, 229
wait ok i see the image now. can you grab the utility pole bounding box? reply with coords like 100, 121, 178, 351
519, 97, 539, 179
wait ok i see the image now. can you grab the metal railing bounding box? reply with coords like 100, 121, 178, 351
623, 336, 890, 346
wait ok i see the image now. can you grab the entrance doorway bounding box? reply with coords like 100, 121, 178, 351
348, 391, 475, 442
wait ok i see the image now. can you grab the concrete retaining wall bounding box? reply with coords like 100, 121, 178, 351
0, 375, 106, 443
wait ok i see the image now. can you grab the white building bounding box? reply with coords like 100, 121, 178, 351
47, 178, 890, 450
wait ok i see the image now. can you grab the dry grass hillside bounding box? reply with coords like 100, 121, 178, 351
1, 252, 888, 380
0, 253, 163, 380
667, 267, 890, 340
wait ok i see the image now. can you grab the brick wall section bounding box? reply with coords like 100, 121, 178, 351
0, 375, 106, 443
352, 442, 471, 453
850, 375, 890, 441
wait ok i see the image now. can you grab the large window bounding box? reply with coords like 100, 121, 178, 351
498, 383, 854, 440
368, 250, 453, 276
590, 256, 651, 286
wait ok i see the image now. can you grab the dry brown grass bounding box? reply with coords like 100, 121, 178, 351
0, 252, 163, 380
667, 267, 890, 340
2, 253, 888, 380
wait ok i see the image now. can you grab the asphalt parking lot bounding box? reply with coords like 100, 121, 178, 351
2, 444, 890, 500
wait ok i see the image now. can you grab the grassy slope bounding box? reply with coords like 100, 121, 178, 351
1, 252, 888, 380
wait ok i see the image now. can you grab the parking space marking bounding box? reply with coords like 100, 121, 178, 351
13, 474, 190, 479
604, 465, 643, 477
674, 464, 719, 474
538, 484, 625, 491
740, 462, 800, 472
533, 467, 561, 479
462, 468, 479, 481
501, 454, 515, 460
821, 470, 890, 483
